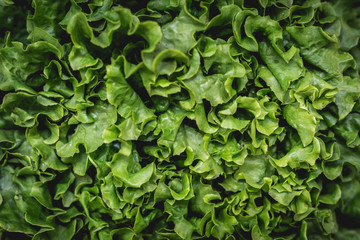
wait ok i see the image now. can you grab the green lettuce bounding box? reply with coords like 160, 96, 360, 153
0, 0, 360, 239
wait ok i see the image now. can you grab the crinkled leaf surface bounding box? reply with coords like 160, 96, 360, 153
0, 0, 360, 239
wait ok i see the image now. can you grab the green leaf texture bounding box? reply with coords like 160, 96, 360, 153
0, 0, 360, 239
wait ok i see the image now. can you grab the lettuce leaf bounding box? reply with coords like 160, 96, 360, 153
0, 0, 359, 239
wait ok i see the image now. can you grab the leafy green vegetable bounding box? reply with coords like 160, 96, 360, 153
0, 0, 360, 239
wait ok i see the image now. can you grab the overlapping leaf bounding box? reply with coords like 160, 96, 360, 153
0, 0, 359, 239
